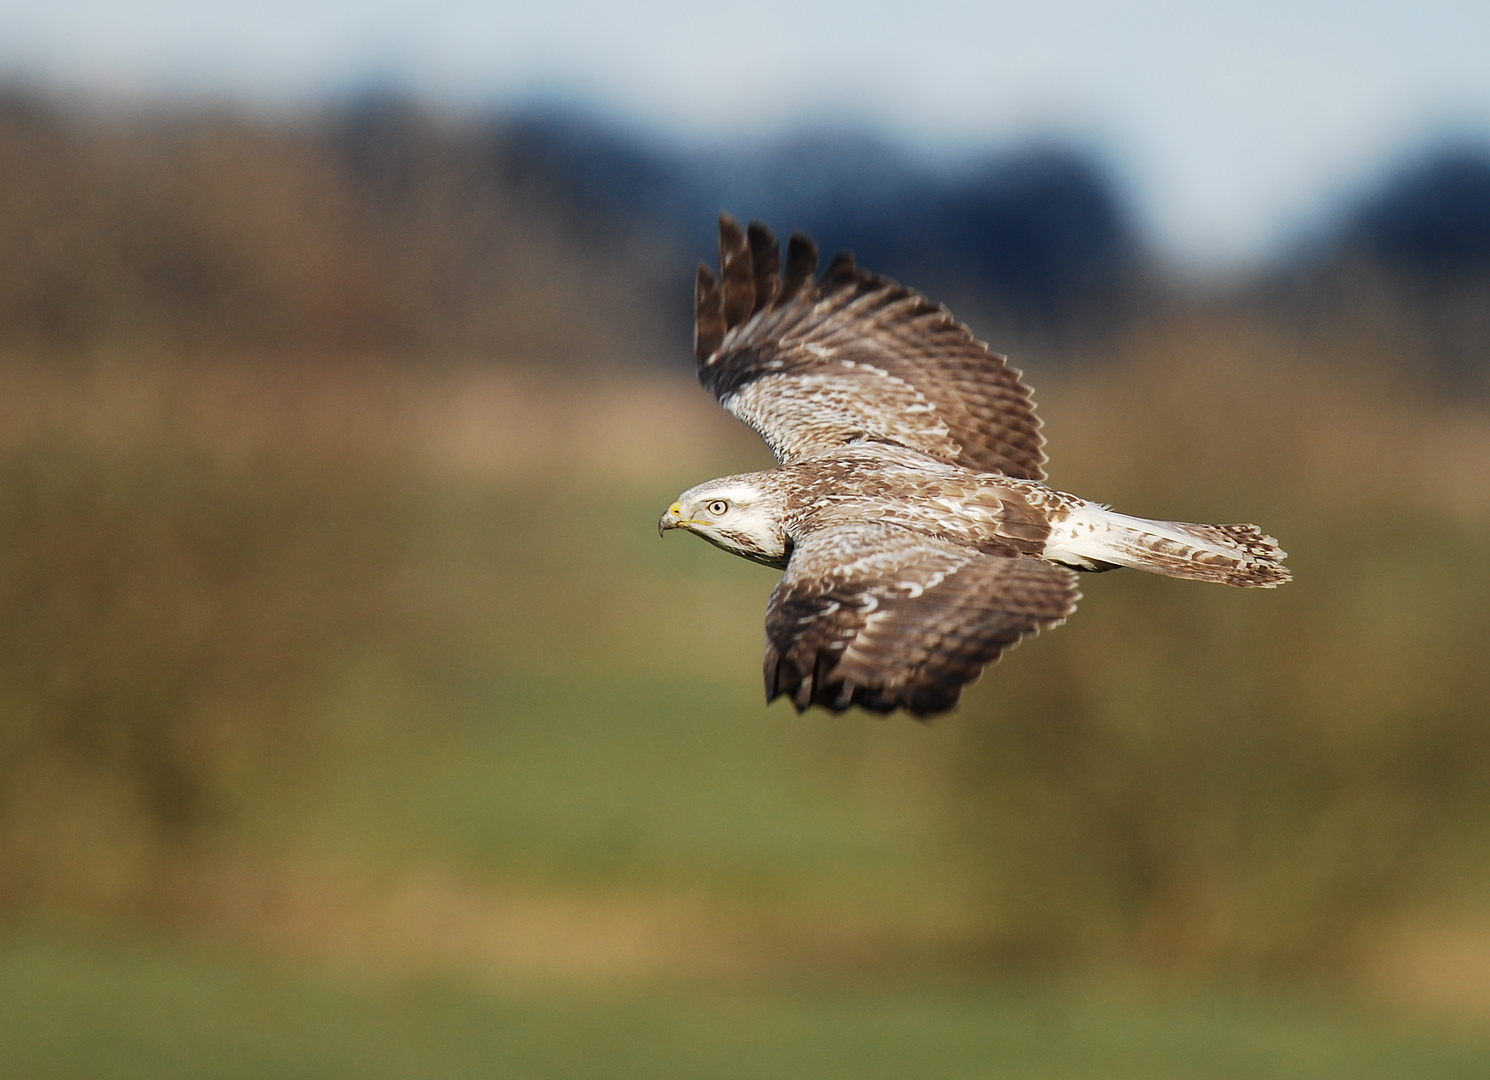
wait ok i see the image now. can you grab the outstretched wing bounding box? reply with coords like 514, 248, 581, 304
764, 524, 1079, 718
695, 213, 1046, 480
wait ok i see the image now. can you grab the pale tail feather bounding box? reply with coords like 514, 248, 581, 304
1043, 504, 1291, 588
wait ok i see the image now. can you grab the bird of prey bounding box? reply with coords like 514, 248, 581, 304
660, 213, 1289, 718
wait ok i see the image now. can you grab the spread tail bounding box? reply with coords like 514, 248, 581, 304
1043, 504, 1291, 588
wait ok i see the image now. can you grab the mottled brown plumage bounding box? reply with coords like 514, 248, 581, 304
661, 213, 1289, 718
696, 214, 1046, 479
765, 524, 1079, 716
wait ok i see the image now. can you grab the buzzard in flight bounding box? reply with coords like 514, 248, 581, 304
660, 214, 1289, 718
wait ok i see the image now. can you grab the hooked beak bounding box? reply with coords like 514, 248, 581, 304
658, 501, 684, 536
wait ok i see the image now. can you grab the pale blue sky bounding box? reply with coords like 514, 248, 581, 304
3, 0, 1488, 267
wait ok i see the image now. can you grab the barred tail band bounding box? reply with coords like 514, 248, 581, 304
1043, 504, 1291, 588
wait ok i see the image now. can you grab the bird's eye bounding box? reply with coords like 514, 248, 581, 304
707, 500, 729, 516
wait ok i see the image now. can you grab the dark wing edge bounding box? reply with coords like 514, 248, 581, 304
763, 524, 1079, 719
694, 211, 1047, 481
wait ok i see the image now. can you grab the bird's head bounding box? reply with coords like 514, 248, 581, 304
659, 474, 790, 568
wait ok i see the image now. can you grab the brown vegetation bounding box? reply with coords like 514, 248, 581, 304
0, 92, 671, 364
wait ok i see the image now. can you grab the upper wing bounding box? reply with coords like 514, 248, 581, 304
695, 213, 1046, 480
764, 523, 1079, 718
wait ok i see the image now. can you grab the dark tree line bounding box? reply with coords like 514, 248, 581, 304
1, 88, 1487, 385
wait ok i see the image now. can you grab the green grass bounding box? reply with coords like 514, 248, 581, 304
8, 358, 1490, 1054
306, 675, 947, 895
219, 467, 1490, 966
2, 930, 1487, 1080
246, 477, 967, 911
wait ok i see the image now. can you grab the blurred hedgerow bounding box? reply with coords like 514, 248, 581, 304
0, 433, 416, 911
947, 324, 1490, 975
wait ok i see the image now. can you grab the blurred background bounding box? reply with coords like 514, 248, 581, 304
3, 2, 1490, 1076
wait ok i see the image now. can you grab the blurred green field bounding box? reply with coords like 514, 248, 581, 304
3, 329, 1490, 1073
4, 929, 1490, 1080
295, 481, 956, 894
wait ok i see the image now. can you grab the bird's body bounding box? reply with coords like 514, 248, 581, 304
661, 214, 1289, 718
670, 443, 1063, 569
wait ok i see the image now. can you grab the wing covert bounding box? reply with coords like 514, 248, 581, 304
696, 213, 1047, 480
764, 524, 1079, 718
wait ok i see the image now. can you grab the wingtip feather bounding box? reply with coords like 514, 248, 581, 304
823, 250, 857, 279
746, 220, 781, 316
780, 231, 819, 303
718, 212, 754, 328
694, 261, 724, 363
